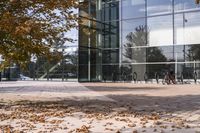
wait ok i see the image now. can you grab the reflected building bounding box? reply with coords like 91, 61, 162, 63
79, 0, 200, 82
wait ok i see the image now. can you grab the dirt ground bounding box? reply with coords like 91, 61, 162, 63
0, 81, 200, 133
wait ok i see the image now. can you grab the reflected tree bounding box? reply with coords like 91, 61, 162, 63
122, 25, 147, 80
188, 45, 200, 61
123, 25, 147, 62
147, 48, 167, 62
123, 25, 168, 79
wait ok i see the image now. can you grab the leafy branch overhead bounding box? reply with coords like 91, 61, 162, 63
0, 0, 79, 69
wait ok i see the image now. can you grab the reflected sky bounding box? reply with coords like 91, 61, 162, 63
148, 15, 173, 46
122, 18, 145, 45
122, 0, 145, 19
175, 11, 200, 45
174, 0, 200, 12
147, 0, 172, 16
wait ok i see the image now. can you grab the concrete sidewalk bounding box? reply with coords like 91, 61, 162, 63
0, 81, 200, 133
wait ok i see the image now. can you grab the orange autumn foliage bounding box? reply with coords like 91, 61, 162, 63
0, 0, 79, 69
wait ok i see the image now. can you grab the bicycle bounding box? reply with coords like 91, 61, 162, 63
162, 72, 176, 85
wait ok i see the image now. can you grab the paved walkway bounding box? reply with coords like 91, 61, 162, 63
0, 81, 115, 102
0, 81, 200, 102
0, 81, 200, 133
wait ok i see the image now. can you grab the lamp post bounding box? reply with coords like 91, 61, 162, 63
57, 46, 66, 81
31, 56, 37, 81
0, 57, 2, 81
62, 48, 65, 81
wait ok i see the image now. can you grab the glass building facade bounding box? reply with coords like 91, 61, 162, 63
79, 0, 200, 82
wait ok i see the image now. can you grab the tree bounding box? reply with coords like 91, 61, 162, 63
196, 0, 200, 4
123, 25, 167, 79
123, 25, 147, 63
188, 45, 200, 61
0, 0, 78, 70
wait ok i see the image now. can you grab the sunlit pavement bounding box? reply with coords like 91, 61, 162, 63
0, 81, 200, 133
0, 81, 200, 102
0, 81, 115, 102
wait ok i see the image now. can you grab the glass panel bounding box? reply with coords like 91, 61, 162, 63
79, 49, 89, 65
122, 46, 173, 63
102, 0, 119, 21
90, 0, 97, 19
174, 0, 200, 12
79, 21, 89, 48
122, 18, 146, 48
91, 65, 102, 81
122, 0, 145, 19
102, 49, 119, 64
78, 65, 88, 81
90, 49, 101, 65
131, 64, 147, 81
176, 63, 197, 80
122, 47, 147, 63
175, 12, 200, 45
79, 0, 89, 18
121, 65, 132, 81
147, 47, 171, 62
175, 44, 200, 62
147, 0, 172, 16
122, 64, 176, 81
102, 65, 120, 81
103, 21, 119, 48
146, 64, 172, 79
147, 15, 173, 46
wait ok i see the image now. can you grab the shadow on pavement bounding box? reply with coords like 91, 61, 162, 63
1, 94, 199, 115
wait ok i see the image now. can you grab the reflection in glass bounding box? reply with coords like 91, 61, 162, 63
102, 65, 119, 81
103, 21, 119, 48
102, 0, 119, 21
90, 49, 101, 65
175, 12, 200, 45
122, 19, 146, 47
122, 0, 145, 19
79, 49, 89, 65
189, 45, 200, 61
121, 65, 132, 81
147, 47, 168, 62
146, 64, 174, 79
91, 64, 101, 81
174, 0, 200, 12
147, 0, 172, 16
148, 15, 173, 46
122, 46, 173, 63
78, 65, 88, 81
102, 49, 119, 64
175, 45, 200, 62
122, 47, 147, 63
78, 0, 200, 82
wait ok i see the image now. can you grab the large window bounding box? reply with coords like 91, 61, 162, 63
122, 18, 146, 47
102, 49, 119, 64
102, 0, 119, 21
122, 0, 145, 19
103, 21, 119, 48
175, 11, 200, 45
122, 46, 173, 63
174, 0, 200, 12
147, 15, 173, 46
147, 0, 172, 16
175, 45, 200, 62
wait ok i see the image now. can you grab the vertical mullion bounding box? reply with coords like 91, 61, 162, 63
172, 0, 175, 60
88, 0, 91, 81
